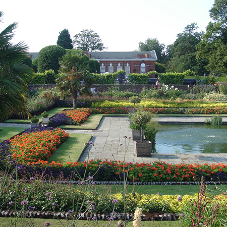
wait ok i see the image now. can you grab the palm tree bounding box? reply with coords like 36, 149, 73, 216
56, 49, 95, 109
0, 11, 33, 121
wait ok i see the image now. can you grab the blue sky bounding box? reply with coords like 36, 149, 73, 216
1, 0, 215, 52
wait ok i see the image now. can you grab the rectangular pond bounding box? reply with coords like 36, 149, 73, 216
155, 124, 227, 154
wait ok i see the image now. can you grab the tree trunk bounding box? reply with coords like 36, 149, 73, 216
72, 90, 78, 109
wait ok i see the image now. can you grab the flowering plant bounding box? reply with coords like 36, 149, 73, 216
9, 128, 69, 164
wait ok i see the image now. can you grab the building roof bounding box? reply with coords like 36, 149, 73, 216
90, 50, 157, 61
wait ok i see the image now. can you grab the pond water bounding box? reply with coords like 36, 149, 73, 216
155, 124, 227, 154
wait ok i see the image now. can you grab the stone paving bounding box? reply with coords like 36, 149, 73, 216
1, 116, 227, 165
65, 116, 227, 165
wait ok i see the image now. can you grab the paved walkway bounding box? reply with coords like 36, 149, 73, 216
65, 116, 227, 165
1, 116, 227, 165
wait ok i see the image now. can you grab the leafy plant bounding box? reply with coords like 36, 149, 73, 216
41, 111, 49, 118
30, 115, 39, 123
130, 110, 153, 143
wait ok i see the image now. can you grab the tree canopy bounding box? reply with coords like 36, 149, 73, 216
0, 11, 33, 120
57, 29, 73, 49
196, 0, 227, 75
139, 38, 165, 63
73, 29, 105, 52
56, 49, 95, 109
166, 23, 206, 75
38, 45, 66, 73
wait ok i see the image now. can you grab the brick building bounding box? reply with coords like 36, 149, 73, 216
29, 50, 157, 77
88, 51, 157, 76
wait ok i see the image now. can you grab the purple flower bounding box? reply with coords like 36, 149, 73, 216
112, 199, 119, 204
109, 217, 114, 221
21, 200, 28, 205
24, 188, 28, 192
52, 202, 56, 206
44, 222, 51, 226
28, 205, 35, 211
92, 216, 96, 220
9, 201, 14, 205
68, 210, 73, 213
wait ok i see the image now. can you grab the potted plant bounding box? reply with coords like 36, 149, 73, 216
144, 120, 160, 153
129, 96, 141, 111
41, 111, 49, 125
30, 115, 39, 128
130, 110, 153, 157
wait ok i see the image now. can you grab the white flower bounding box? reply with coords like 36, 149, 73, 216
133, 207, 142, 227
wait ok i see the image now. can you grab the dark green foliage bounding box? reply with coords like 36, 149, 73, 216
92, 72, 117, 84
38, 45, 66, 74
167, 23, 205, 75
127, 73, 149, 84
196, 0, 227, 75
22, 55, 32, 68
56, 49, 95, 109
27, 70, 56, 84
89, 59, 100, 73
57, 29, 73, 49
0, 11, 33, 121
155, 62, 166, 73
159, 72, 184, 85
32, 57, 38, 73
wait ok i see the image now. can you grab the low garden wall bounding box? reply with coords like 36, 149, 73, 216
28, 84, 190, 93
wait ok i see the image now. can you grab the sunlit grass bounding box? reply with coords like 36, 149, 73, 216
0, 127, 25, 142
48, 133, 92, 163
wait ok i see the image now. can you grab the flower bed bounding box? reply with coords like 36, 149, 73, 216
49, 106, 227, 129
14, 160, 227, 183
1, 174, 226, 214
59, 108, 92, 125
9, 127, 69, 164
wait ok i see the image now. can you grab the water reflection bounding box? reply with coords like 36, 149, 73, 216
155, 124, 227, 154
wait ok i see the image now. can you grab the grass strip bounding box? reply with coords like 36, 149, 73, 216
48, 134, 92, 163
0, 127, 26, 142
86, 184, 226, 196
0, 217, 181, 226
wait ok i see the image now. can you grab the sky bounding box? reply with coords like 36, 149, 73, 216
1, 0, 215, 53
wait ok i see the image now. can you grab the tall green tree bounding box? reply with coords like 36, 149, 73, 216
167, 23, 206, 75
56, 49, 95, 109
73, 29, 105, 52
0, 11, 33, 120
57, 29, 73, 49
38, 45, 66, 73
139, 38, 165, 63
197, 0, 227, 75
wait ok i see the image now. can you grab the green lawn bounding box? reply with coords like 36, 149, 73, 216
0, 217, 181, 226
0, 127, 25, 142
74, 182, 226, 197
48, 133, 92, 163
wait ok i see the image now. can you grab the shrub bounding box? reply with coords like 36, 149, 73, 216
159, 72, 184, 85
219, 83, 227, 94
38, 45, 66, 73
92, 73, 116, 84
127, 73, 149, 84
